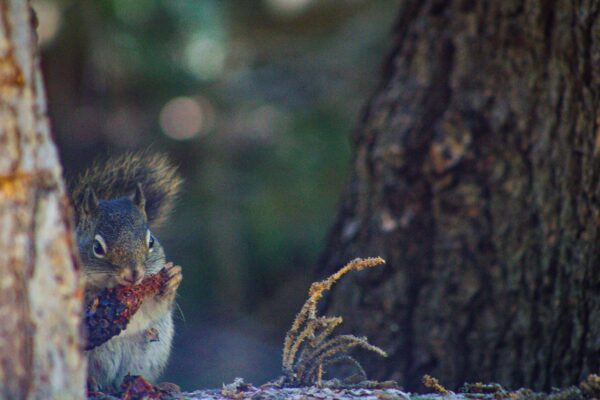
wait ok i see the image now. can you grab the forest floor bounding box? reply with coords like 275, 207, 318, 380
181, 385, 410, 400
175, 384, 593, 400
87, 376, 596, 400
172, 376, 600, 400
176, 386, 581, 400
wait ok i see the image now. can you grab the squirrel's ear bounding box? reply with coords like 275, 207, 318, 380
132, 183, 146, 215
82, 187, 99, 216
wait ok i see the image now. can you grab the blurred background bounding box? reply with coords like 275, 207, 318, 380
33, 0, 397, 390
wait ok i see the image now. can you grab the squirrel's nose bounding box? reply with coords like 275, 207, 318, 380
128, 270, 139, 284
122, 268, 144, 285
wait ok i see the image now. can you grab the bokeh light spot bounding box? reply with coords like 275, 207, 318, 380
264, 0, 314, 16
184, 35, 227, 80
159, 97, 206, 141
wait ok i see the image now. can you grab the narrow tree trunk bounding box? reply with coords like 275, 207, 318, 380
0, 0, 85, 398
320, 0, 600, 392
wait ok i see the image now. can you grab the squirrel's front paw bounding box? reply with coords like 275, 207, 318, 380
159, 262, 182, 301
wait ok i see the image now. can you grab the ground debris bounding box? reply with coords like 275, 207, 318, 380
86, 376, 597, 399
460, 382, 510, 398
178, 388, 561, 399
183, 380, 410, 400
222, 378, 254, 399
88, 375, 179, 400
174, 384, 596, 400
580, 374, 600, 399
120, 375, 163, 400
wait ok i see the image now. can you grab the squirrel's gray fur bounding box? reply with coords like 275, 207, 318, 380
71, 152, 183, 392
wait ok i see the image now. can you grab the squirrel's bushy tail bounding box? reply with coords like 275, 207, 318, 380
71, 152, 182, 228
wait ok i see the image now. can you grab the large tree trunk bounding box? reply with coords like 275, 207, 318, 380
319, 0, 600, 392
0, 0, 85, 398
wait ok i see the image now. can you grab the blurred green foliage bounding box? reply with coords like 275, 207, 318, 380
36, 0, 398, 389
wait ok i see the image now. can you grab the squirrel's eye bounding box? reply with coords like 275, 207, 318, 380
147, 230, 155, 251
93, 234, 107, 258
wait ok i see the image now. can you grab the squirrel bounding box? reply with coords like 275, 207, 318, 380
70, 152, 183, 392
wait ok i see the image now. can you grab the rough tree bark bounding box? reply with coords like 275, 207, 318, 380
319, 0, 600, 392
0, 0, 85, 398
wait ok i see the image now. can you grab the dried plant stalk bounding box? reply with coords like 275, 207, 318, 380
84, 266, 170, 350
423, 375, 449, 395
303, 335, 386, 380
282, 257, 387, 385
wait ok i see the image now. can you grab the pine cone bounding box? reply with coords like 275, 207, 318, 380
84, 268, 169, 350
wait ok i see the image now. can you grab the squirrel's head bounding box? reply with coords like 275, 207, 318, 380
77, 184, 158, 288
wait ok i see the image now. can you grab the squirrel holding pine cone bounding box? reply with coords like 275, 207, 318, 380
70, 152, 183, 392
